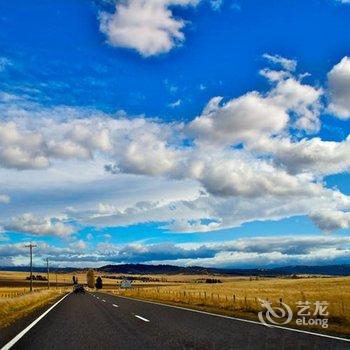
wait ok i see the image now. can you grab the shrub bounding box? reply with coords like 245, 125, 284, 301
95, 276, 103, 289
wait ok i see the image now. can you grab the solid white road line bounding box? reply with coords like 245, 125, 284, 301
116, 296, 350, 343
112, 304, 119, 308
1, 292, 71, 350
135, 315, 150, 322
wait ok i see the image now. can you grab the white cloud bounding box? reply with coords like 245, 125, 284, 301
187, 93, 288, 145
164, 184, 350, 233
188, 68, 323, 146
99, 0, 199, 57
0, 57, 12, 72
250, 136, 350, 176
0, 121, 49, 170
0, 194, 10, 204
210, 0, 224, 11
114, 121, 182, 176
5, 213, 74, 237
73, 198, 206, 228
69, 239, 87, 250
267, 73, 323, 133
263, 53, 297, 71
183, 150, 326, 198
168, 99, 182, 108
328, 56, 350, 119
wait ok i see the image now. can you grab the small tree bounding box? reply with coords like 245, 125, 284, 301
86, 269, 95, 289
95, 276, 103, 289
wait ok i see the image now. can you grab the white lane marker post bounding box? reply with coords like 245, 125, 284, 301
1, 293, 71, 350
135, 315, 150, 322
112, 304, 118, 308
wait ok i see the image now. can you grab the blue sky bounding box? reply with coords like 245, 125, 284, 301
0, 0, 350, 268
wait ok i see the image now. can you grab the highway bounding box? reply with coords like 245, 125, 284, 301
1, 292, 349, 350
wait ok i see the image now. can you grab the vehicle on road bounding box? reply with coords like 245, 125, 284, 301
73, 284, 85, 293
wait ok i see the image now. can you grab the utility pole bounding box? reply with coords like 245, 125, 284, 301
46, 258, 50, 289
25, 243, 37, 292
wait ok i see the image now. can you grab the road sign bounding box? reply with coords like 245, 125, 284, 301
120, 279, 132, 289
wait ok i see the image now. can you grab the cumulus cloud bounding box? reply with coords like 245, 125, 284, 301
266, 73, 323, 132
115, 126, 181, 176
188, 67, 322, 145
184, 150, 328, 198
187, 93, 288, 145
0, 121, 49, 170
99, 0, 199, 57
328, 56, 350, 119
250, 136, 350, 176
5, 213, 74, 237
0, 55, 349, 235
309, 210, 350, 232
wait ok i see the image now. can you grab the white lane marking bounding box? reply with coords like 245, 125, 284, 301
135, 315, 150, 322
96, 296, 100, 299
1, 293, 71, 350
116, 296, 350, 343
112, 304, 119, 308
102, 299, 106, 302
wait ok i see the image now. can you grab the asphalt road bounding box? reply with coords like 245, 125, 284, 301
1, 291, 349, 350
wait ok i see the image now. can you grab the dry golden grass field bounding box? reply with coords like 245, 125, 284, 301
0, 288, 66, 328
0, 270, 349, 336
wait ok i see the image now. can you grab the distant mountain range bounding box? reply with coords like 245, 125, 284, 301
1, 264, 350, 276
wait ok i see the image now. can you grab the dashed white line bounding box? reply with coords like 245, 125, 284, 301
112, 304, 119, 308
102, 299, 106, 302
135, 315, 150, 322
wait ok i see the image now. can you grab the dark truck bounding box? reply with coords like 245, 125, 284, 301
73, 284, 85, 293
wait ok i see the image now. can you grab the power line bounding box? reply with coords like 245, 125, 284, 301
25, 243, 37, 292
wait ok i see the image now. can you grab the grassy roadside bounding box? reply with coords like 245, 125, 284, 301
0, 289, 68, 328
